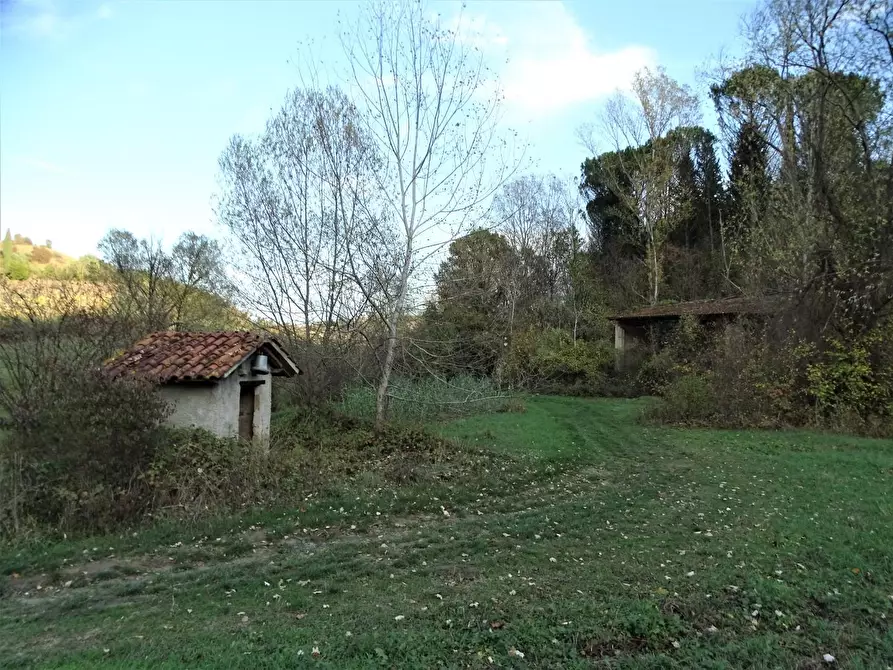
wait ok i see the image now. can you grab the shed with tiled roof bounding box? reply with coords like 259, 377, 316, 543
106, 331, 300, 445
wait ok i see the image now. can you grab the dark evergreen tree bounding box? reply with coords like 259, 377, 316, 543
727, 120, 769, 244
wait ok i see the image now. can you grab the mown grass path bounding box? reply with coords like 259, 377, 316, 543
2, 397, 892, 668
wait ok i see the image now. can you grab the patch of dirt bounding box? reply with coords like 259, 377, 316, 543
579, 636, 649, 657
4, 554, 173, 598
68, 556, 170, 578
438, 564, 483, 586
240, 528, 267, 545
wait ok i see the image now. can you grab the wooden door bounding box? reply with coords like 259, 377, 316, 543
238, 384, 255, 441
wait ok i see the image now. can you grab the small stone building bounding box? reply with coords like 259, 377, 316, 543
106, 331, 300, 445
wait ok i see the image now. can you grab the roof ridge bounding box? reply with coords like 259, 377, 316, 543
105, 330, 292, 383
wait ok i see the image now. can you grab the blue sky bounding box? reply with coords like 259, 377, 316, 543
1, 0, 754, 258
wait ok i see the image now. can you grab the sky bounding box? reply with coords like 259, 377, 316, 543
1, 0, 755, 259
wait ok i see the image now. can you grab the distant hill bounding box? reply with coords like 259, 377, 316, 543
0, 231, 250, 329
1, 231, 103, 281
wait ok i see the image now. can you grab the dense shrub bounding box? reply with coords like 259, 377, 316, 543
144, 428, 287, 517
5, 254, 31, 280
1, 368, 170, 533
0, 300, 162, 535
625, 316, 708, 396
634, 349, 676, 396
1, 392, 499, 537
644, 315, 893, 436
646, 374, 714, 424
29, 246, 53, 264
143, 405, 499, 521
272, 404, 496, 488
504, 327, 612, 394
803, 331, 893, 429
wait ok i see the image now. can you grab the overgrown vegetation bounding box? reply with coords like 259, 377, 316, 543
142, 407, 499, 524
1, 230, 102, 282
646, 316, 893, 436
0, 334, 504, 537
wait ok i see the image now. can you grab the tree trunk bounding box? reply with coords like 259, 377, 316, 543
375, 315, 397, 425
375, 241, 413, 426
648, 241, 660, 305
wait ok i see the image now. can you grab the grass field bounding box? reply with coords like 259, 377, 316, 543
1, 397, 892, 668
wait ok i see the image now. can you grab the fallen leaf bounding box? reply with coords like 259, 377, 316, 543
490, 620, 505, 629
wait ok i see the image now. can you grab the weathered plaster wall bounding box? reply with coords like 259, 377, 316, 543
158, 357, 272, 447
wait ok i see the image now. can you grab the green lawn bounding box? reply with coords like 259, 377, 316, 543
2, 397, 892, 668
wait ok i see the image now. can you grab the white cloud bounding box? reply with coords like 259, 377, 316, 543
458, 2, 656, 119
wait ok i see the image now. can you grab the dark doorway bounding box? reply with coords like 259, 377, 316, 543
239, 383, 255, 441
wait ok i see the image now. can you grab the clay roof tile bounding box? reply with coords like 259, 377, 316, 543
105, 331, 297, 383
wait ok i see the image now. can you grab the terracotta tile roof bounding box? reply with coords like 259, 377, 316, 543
105, 331, 298, 383
609, 295, 787, 321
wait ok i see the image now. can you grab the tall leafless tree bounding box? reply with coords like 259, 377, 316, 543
492, 174, 581, 335
339, 0, 522, 423
217, 86, 381, 401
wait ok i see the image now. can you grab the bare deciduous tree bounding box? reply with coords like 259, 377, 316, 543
217, 86, 380, 401
492, 174, 581, 335
340, 0, 522, 423
98, 229, 227, 332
